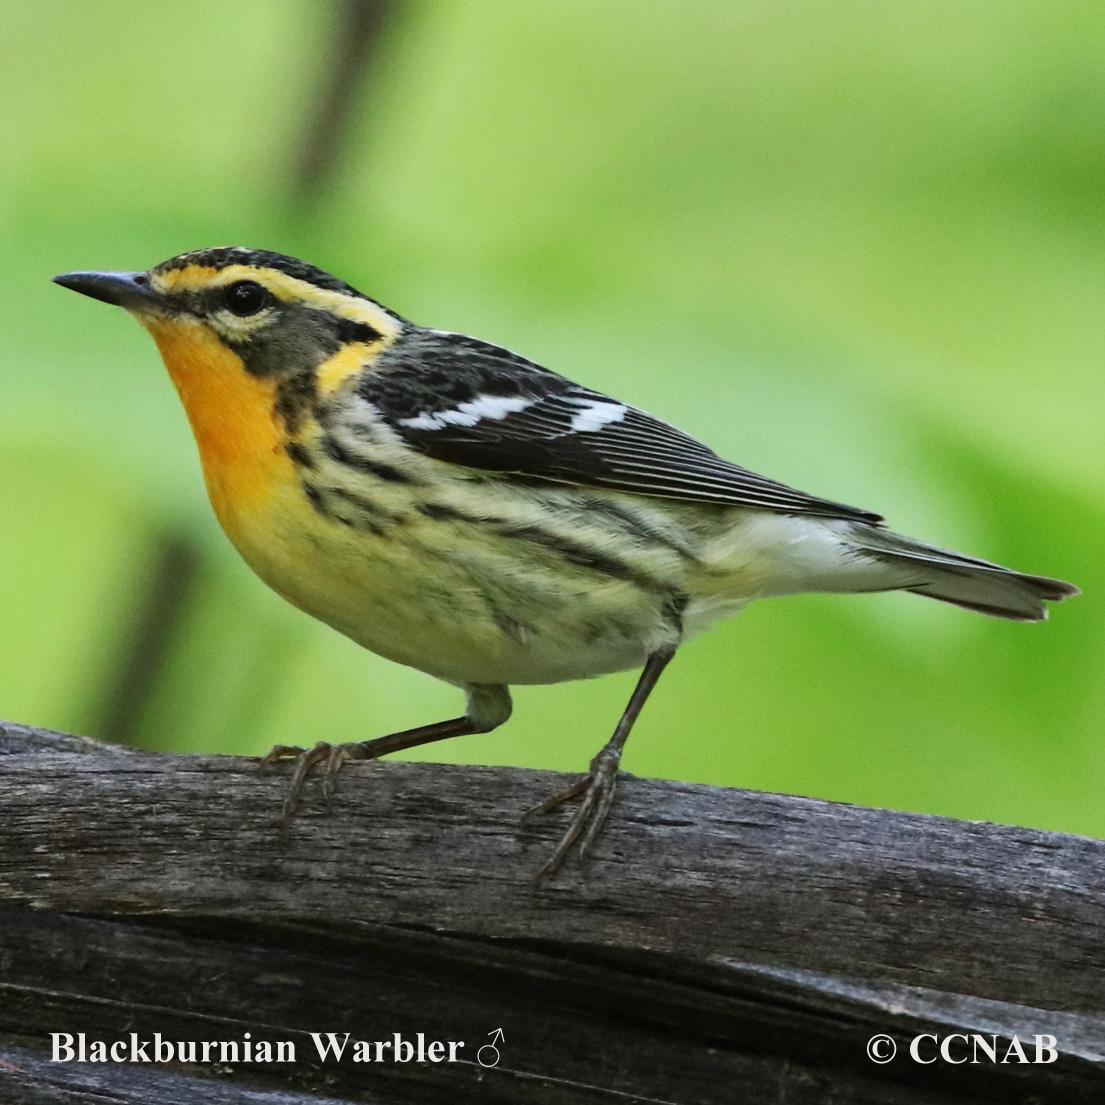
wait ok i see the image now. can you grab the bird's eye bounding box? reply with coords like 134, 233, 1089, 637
223, 280, 269, 317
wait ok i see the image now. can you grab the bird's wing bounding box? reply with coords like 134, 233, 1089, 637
359, 329, 883, 524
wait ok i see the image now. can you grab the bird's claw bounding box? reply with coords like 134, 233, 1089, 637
258, 740, 370, 828
525, 743, 623, 881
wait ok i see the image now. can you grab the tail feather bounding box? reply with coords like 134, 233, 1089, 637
849, 526, 1079, 622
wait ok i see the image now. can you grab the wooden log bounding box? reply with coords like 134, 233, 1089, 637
1, 719, 1103, 1104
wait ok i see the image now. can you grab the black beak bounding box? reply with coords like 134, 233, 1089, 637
53, 270, 160, 311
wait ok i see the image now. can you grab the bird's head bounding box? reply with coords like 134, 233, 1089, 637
54, 247, 402, 422
54, 247, 404, 519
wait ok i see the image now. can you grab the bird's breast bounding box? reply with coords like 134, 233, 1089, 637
145, 316, 291, 538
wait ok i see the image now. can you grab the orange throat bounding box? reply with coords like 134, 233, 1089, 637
145, 316, 290, 535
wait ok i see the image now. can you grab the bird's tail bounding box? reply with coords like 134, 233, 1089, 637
848, 525, 1079, 622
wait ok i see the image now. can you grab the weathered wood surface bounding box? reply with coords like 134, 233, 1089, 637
1, 719, 1103, 1104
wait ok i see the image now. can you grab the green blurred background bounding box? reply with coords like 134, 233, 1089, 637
2, 0, 1101, 836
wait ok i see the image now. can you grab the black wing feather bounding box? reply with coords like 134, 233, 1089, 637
360, 329, 882, 525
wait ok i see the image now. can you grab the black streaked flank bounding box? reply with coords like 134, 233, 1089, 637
320, 434, 416, 484
302, 483, 324, 514
299, 482, 387, 537
416, 501, 466, 522
415, 501, 506, 525
285, 442, 315, 469
496, 524, 668, 591
550, 495, 699, 560
329, 485, 397, 523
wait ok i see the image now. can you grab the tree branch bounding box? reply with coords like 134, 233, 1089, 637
1, 720, 1102, 1103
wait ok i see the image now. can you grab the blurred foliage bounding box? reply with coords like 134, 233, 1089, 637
1, 0, 1102, 836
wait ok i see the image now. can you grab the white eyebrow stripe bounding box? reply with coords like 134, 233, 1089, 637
565, 398, 628, 432
399, 394, 535, 430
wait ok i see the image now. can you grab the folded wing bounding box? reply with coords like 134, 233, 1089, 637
362, 330, 883, 525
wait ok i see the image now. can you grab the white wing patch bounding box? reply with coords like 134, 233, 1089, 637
566, 398, 628, 432
400, 395, 535, 431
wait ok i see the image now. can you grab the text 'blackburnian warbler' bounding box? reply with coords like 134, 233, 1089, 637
55, 248, 1078, 878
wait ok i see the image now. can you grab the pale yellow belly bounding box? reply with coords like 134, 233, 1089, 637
222, 479, 665, 686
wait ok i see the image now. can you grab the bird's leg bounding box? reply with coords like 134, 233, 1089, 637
260, 684, 511, 828
526, 648, 675, 880
259, 717, 475, 828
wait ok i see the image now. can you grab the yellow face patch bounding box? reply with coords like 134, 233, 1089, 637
315, 341, 378, 397
142, 313, 289, 536
136, 257, 403, 545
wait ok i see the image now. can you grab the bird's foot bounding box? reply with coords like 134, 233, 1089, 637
258, 740, 375, 828
524, 741, 624, 881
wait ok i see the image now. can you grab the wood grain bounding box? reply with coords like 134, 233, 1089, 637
1, 719, 1102, 1104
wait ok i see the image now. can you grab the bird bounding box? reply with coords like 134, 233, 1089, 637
54, 247, 1079, 878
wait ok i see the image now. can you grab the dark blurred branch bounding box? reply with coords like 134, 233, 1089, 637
289, 0, 395, 206
95, 1, 392, 755
2, 720, 1105, 1103
95, 528, 202, 747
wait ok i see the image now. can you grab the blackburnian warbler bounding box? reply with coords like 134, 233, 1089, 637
55, 248, 1078, 878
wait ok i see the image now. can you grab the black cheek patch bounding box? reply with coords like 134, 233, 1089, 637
230, 306, 380, 380
224, 305, 382, 432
